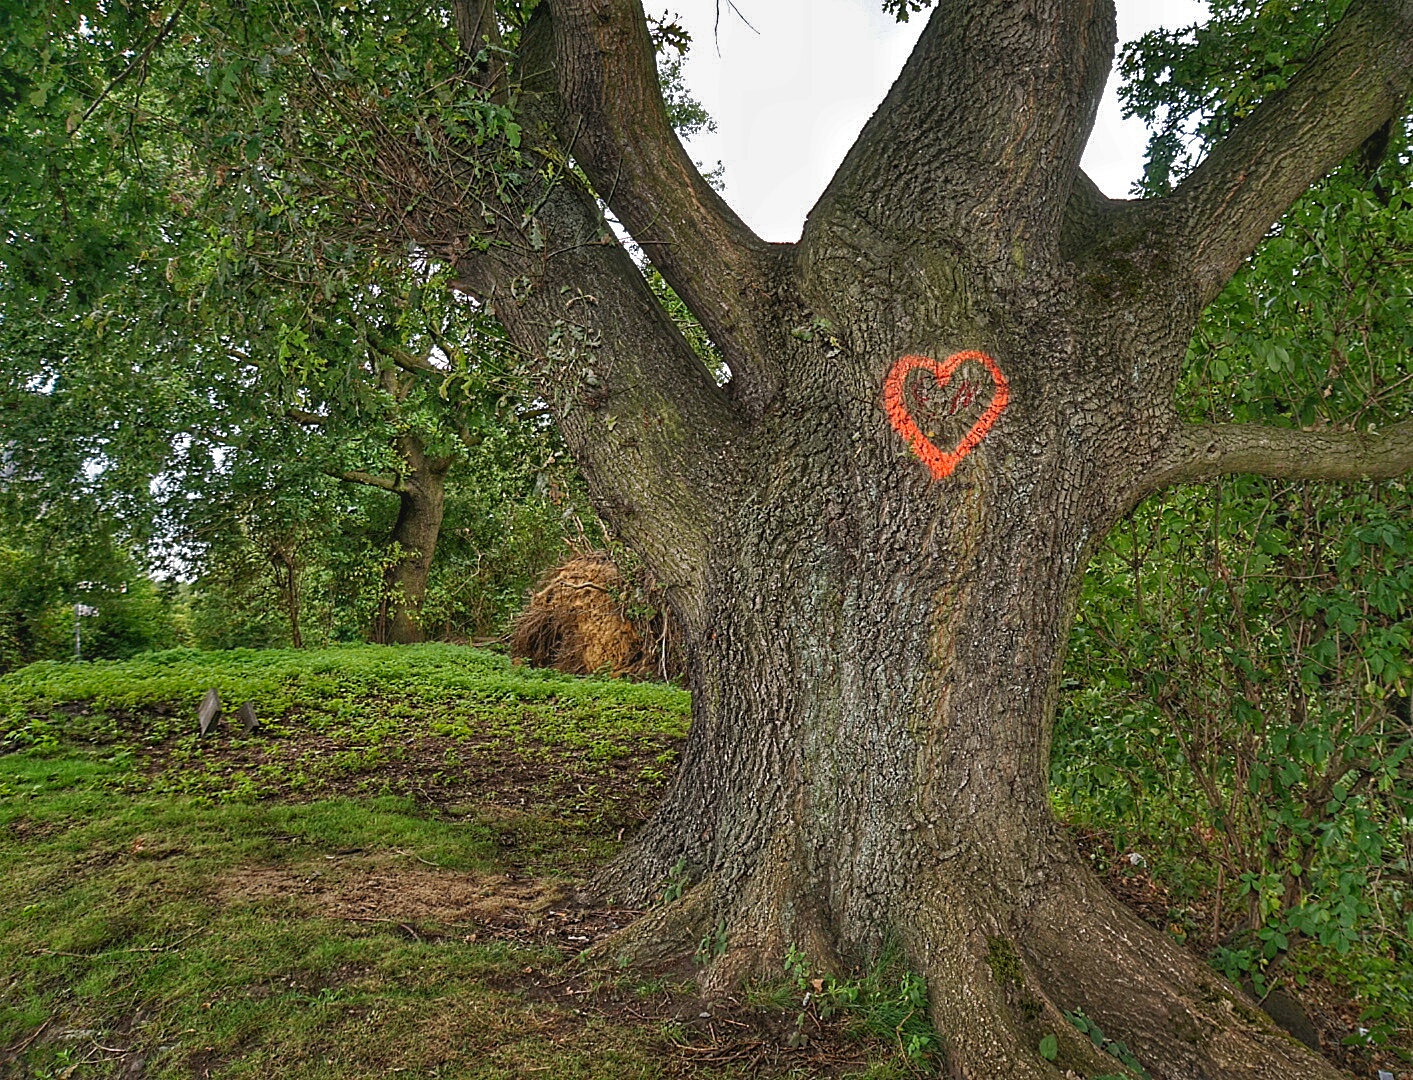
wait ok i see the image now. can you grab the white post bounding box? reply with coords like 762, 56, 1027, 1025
73, 603, 98, 662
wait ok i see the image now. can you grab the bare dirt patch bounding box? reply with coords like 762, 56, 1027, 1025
220, 862, 557, 923
1, 817, 61, 845
217, 856, 638, 949
212, 859, 892, 1075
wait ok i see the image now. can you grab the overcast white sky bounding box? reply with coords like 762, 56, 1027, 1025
666, 0, 1209, 242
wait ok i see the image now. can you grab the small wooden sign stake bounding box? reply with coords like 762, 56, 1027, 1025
198, 689, 221, 735
238, 701, 258, 735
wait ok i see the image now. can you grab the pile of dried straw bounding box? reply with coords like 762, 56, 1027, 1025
509, 552, 668, 678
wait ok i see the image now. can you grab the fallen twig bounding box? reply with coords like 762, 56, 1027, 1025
34, 929, 203, 960
2, 1016, 53, 1057
391, 847, 444, 868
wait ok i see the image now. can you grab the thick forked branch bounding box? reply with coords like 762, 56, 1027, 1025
456, 181, 738, 609
436, 10, 744, 612
1159, 0, 1413, 310
803, 0, 1115, 271
1059, 169, 1117, 260
1148, 418, 1413, 489
545, 0, 783, 409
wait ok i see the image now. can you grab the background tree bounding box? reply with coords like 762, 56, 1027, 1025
164, 254, 544, 645
1, 0, 690, 649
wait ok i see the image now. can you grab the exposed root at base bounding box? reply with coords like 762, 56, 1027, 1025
580, 851, 1358, 1080
582, 877, 717, 972
1019, 865, 1348, 1080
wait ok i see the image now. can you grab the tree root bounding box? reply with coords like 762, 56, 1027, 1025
905, 874, 1143, 1079
583, 831, 1350, 1079
1017, 863, 1347, 1080
580, 876, 716, 972
580, 863, 838, 996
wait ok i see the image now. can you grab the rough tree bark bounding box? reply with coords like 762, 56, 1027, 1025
341, 432, 455, 645
423, 0, 1413, 1075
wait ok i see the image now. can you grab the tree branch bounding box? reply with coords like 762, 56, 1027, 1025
336, 469, 402, 492
1147, 418, 1413, 490
376, 365, 413, 403
450, 0, 506, 95
72, 0, 192, 136
435, 8, 748, 615
544, 0, 785, 411
803, 0, 1116, 273
1155, 0, 1413, 310
1059, 169, 1117, 262
454, 421, 484, 451
366, 331, 444, 377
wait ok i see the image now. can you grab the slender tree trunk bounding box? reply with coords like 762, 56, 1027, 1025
374, 434, 452, 645
269, 543, 303, 649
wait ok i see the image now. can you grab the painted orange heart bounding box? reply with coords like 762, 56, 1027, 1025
883, 350, 1010, 479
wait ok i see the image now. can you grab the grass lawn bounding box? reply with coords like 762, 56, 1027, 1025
0, 645, 929, 1079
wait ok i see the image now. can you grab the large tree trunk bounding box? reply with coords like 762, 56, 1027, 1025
373, 435, 452, 645
585, 331, 1338, 1078
404, 0, 1413, 1075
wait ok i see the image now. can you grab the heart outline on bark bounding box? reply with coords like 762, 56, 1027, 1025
884, 350, 1010, 479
